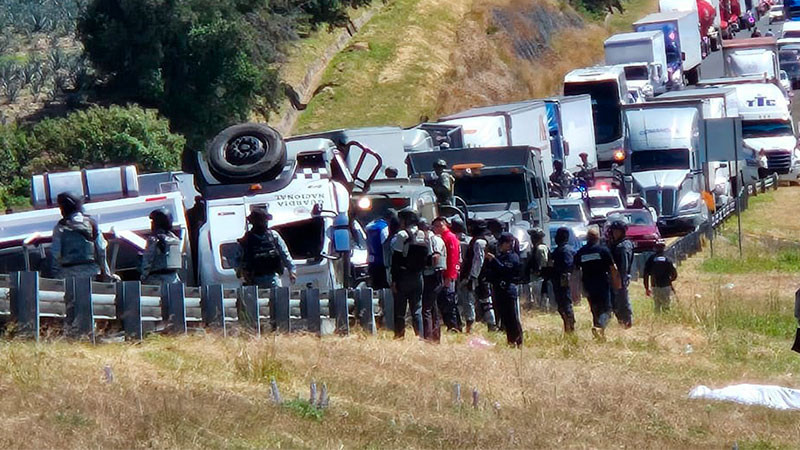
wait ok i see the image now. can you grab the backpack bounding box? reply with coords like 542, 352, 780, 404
243, 230, 284, 276
403, 230, 429, 273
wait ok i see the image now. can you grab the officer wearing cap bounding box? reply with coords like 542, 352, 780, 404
237, 208, 296, 288
573, 226, 621, 340
608, 219, 634, 328
486, 232, 523, 346
141, 208, 183, 286
52, 192, 118, 335
432, 159, 454, 206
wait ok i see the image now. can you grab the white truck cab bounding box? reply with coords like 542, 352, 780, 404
604, 31, 669, 95
732, 83, 800, 182
564, 66, 630, 171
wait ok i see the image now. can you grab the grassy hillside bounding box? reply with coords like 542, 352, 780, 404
294, 0, 659, 134
1, 188, 800, 448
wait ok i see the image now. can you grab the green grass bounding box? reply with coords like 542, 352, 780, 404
607, 0, 660, 32
283, 399, 326, 421
700, 248, 800, 273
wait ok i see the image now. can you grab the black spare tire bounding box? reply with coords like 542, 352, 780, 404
207, 123, 287, 181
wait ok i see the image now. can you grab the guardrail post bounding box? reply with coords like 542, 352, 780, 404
66, 276, 94, 343
203, 284, 226, 336
300, 288, 321, 335
116, 281, 142, 341
330, 288, 349, 335
161, 282, 187, 334
379, 288, 394, 331
10, 271, 40, 340
238, 285, 260, 336
270, 287, 290, 333
356, 287, 375, 334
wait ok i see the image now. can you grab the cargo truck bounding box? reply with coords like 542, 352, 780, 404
623, 99, 743, 231
604, 31, 669, 95
563, 66, 630, 170
722, 37, 780, 81
634, 11, 704, 85
659, 0, 721, 52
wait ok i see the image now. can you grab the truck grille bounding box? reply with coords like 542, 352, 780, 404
767, 151, 792, 174
644, 187, 677, 216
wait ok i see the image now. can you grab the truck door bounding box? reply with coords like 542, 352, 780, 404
203, 203, 247, 285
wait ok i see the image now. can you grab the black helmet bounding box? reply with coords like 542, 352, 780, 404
433, 159, 447, 169
398, 208, 419, 226
555, 227, 571, 245
149, 207, 174, 231
609, 219, 628, 232
248, 208, 273, 225
56, 191, 84, 216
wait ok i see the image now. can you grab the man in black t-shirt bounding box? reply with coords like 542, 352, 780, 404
643, 241, 678, 313
574, 227, 621, 340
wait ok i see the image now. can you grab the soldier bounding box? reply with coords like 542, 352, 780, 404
486, 232, 523, 346
432, 159, 455, 206
237, 209, 296, 288
460, 219, 497, 332
549, 160, 573, 198
51, 192, 118, 334
390, 209, 431, 339
140, 208, 183, 286
608, 219, 634, 328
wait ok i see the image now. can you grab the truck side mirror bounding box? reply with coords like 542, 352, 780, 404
332, 213, 351, 253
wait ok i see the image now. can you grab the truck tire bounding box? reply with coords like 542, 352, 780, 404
207, 123, 287, 181
686, 67, 700, 85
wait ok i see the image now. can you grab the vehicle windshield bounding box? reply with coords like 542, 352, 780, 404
624, 66, 649, 80
607, 210, 654, 226
454, 174, 528, 206
551, 204, 585, 222
630, 149, 690, 171
742, 120, 794, 138
784, 30, 800, 38
273, 218, 325, 260
563, 81, 622, 144
589, 196, 622, 209
353, 197, 410, 225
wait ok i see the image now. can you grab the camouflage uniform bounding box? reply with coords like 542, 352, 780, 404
140, 231, 183, 286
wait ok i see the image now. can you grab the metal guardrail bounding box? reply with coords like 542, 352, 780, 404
0, 272, 392, 342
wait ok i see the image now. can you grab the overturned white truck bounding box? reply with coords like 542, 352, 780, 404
0, 124, 382, 290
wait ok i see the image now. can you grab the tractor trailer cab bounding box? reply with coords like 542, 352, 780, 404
564, 66, 630, 171
604, 31, 669, 96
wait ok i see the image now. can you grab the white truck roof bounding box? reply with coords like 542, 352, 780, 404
655, 87, 740, 117
564, 65, 626, 83
633, 10, 695, 24
731, 83, 790, 121
625, 105, 700, 151
659, 0, 698, 12
604, 30, 663, 45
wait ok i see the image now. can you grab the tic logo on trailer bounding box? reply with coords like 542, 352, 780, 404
747, 95, 776, 107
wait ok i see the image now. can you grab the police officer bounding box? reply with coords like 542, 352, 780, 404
420, 218, 446, 341
549, 160, 573, 198
52, 192, 118, 334
643, 241, 678, 313
237, 209, 296, 288
459, 219, 497, 332
574, 227, 621, 340
486, 232, 523, 346
365, 210, 392, 289
551, 227, 576, 334
390, 209, 431, 339
608, 219, 634, 328
141, 208, 183, 286
528, 227, 549, 309
432, 159, 455, 206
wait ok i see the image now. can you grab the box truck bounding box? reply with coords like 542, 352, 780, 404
563, 66, 629, 170
634, 11, 704, 85
659, 0, 721, 52
604, 31, 669, 95
722, 37, 780, 81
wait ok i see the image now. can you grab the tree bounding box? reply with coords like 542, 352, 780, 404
78, 0, 293, 148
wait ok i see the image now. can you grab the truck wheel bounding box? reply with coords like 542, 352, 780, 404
207, 123, 287, 181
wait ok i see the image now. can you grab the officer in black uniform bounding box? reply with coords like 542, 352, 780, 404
643, 241, 678, 313
551, 227, 577, 334
237, 209, 296, 288
608, 219, 634, 328
141, 208, 183, 286
486, 232, 523, 346
574, 227, 621, 340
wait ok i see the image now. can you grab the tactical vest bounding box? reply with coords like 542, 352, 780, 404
461, 234, 494, 280
243, 230, 284, 276
151, 232, 183, 272
59, 218, 97, 266
402, 229, 429, 273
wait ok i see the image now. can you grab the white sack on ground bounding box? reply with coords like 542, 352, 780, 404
688, 384, 800, 411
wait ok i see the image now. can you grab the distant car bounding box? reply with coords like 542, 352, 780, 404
604, 209, 662, 252
568, 188, 625, 219
768, 4, 785, 23
549, 198, 591, 247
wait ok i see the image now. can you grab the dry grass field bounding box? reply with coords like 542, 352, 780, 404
0, 189, 799, 448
